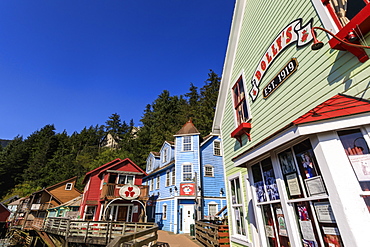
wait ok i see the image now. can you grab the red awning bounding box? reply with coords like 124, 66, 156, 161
293, 94, 370, 125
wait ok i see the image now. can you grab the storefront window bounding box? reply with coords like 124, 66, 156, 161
251, 158, 289, 246
338, 129, 370, 211
277, 139, 344, 247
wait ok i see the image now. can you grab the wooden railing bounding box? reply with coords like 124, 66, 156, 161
195, 221, 230, 247
43, 217, 157, 246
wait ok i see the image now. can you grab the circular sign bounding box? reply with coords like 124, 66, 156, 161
119, 184, 141, 200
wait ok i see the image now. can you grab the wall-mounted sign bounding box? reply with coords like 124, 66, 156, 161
249, 18, 313, 101
179, 183, 195, 196
263, 58, 298, 98
119, 184, 141, 200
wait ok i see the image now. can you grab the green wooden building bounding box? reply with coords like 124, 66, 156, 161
213, 0, 370, 246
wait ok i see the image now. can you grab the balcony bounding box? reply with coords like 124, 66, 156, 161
31, 202, 54, 211
100, 184, 149, 201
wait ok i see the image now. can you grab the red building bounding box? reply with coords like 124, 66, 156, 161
79, 158, 148, 222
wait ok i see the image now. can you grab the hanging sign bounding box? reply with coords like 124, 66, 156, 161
263, 58, 298, 98
249, 18, 313, 101
179, 183, 195, 196
119, 184, 141, 200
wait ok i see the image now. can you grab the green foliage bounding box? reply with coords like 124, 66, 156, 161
0, 70, 221, 200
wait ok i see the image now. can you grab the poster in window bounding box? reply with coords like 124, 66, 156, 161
255, 181, 266, 202
348, 154, 370, 181
313, 202, 336, 223
286, 173, 301, 196
322, 227, 343, 247
263, 169, 280, 201
305, 176, 327, 196
279, 150, 297, 174
298, 205, 309, 221
265, 225, 275, 238
276, 208, 287, 236
299, 220, 316, 241
296, 151, 316, 179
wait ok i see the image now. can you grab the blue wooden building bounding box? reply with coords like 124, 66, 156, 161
143, 120, 227, 233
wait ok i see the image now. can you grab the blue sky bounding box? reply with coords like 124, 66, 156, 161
0, 1, 235, 140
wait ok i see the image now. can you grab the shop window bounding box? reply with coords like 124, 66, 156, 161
229, 175, 248, 239
183, 136, 192, 151
251, 158, 290, 246
276, 139, 344, 246
214, 140, 221, 156
338, 128, 370, 211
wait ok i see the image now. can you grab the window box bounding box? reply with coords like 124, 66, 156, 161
231, 122, 252, 145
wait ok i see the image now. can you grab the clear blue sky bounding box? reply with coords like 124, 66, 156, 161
0, 1, 235, 140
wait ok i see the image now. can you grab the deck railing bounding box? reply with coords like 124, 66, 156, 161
43, 217, 157, 246
195, 220, 230, 247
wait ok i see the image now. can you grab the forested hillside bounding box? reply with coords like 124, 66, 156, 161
0, 70, 220, 201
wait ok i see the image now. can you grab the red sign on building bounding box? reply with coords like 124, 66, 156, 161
180, 183, 195, 196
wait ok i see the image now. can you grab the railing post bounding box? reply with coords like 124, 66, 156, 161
84, 221, 90, 243
64, 219, 70, 246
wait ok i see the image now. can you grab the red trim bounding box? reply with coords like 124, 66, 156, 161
231, 123, 252, 145
321, 0, 343, 28
328, 4, 370, 62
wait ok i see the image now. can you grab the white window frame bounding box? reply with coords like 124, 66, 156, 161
228, 173, 249, 243
182, 163, 193, 181
208, 202, 218, 216
204, 165, 214, 177
148, 158, 152, 171
163, 204, 168, 220
65, 183, 73, 190
150, 178, 154, 191
156, 175, 160, 190
166, 170, 170, 187
214, 140, 221, 156
171, 168, 176, 185
117, 174, 135, 187
163, 148, 168, 163
183, 136, 192, 151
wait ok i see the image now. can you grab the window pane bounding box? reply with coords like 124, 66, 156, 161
118, 175, 126, 184
252, 164, 266, 202
261, 158, 280, 201
127, 175, 134, 184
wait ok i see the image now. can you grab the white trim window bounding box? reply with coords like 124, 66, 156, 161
182, 163, 193, 181
232, 76, 250, 126
229, 175, 247, 237
208, 202, 218, 216
183, 136, 192, 151
156, 175, 160, 190
148, 158, 153, 171
117, 175, 134, 186
171, 168, 176, 185
166, 170, 170, 187
150, 178, 154, 191
214, 140, 221, 156
204, 165, 214, 177
163, 204, 167, 220
163, 148, 168, 163
65, 183, 73, 190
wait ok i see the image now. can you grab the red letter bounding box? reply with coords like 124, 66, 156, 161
271, 44, 278, 56
255, 70, 261, 81
261, 61, 267, 71
265, 51, 272, 63
276, 36, 283, 50
286, 26, 292, 43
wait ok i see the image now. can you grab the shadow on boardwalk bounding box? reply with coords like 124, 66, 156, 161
157, 230, 202, 247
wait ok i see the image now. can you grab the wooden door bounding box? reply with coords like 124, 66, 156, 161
117, 206, 128, 221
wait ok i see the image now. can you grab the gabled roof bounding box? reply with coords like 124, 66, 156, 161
293, 94, 370, 125
150, 151, 160, 157
174, 119, 200, 136
200, 134, 219, 147
48, 195, 82, 210
32, 177, 81, 205
82, 158, 147, 184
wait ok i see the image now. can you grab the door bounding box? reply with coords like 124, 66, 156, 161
117, 206, 129, 221
182, 204, 194, 233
